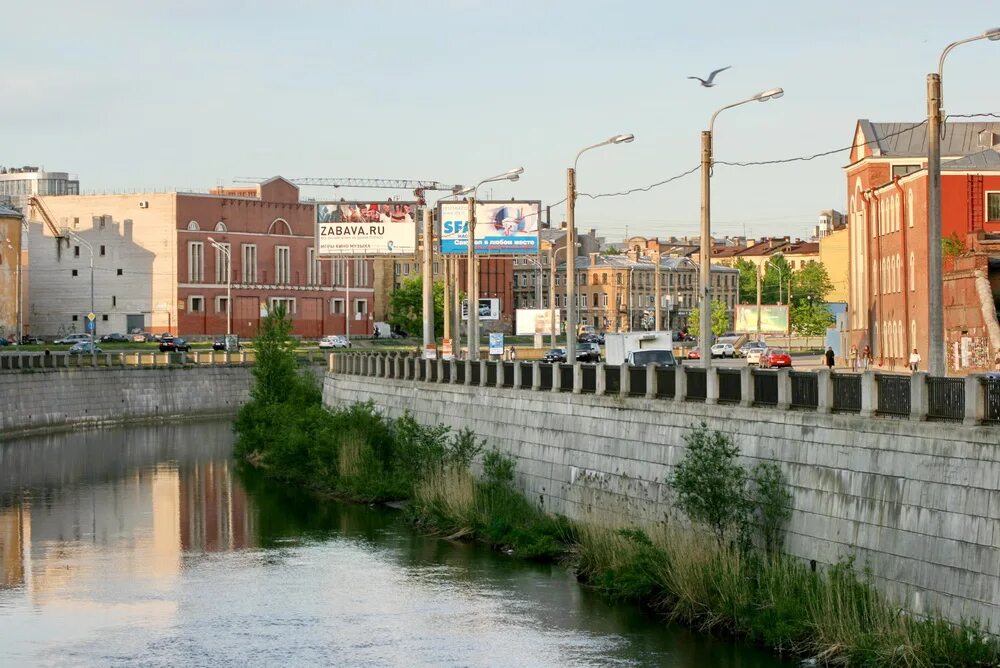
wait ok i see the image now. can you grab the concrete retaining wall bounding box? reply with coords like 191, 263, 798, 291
324, 372, 1000, 630
0, 366, 254, 437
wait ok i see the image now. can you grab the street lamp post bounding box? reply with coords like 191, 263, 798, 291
207, 237, 232, 340
701, 89, 783, 384
926, 27, 1000, 377
63, 229, 96, 367
465, 168, 523, 361
549, 244, 577, 349
567, 134, 634, 362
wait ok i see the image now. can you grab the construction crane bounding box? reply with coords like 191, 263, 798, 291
27, 196, 65, 238
232, 177, 465, 205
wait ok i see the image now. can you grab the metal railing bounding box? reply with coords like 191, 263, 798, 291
470, 361, 481, 386
832, 374, 862, 413
628, 366, 646, 397
518, 362, 533, 389
486, 362, 497, 386
656, 368, 675, 398
605, 365, 622, 395
927, 377, 964, 421
984, 377, 1000, 424
753, 370, 778, 406
538, 363, 553, 390
502, 362, 515, 388
454, 360, 466, 384
790, 371, 818, 409
440, 360, 450, 382
717, 369, 742, 404
427, 360, 438, 382
686, 368, 706, 402
876, 374, 911, 417
581, 365, 597, 393
559, 364, 573, 392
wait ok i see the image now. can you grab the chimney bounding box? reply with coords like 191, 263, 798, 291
560, 220, 567, 229
978, 129, 1000, 149
589, 252, 599, 265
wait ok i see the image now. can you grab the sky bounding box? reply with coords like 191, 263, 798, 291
3, 0, 999, 243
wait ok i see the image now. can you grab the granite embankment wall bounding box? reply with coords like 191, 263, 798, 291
0, 366, 254, 437
324, 372, 1000, 630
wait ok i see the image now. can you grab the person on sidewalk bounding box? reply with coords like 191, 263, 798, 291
849, 345, 858, 371
509, 345, 517, 361
909, 348, 921, 372
824, 347, 835, 370
862, 345, 873, 370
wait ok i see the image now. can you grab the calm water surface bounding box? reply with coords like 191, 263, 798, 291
0, 420, 791, 667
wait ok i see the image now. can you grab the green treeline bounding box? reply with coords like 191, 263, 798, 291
235, 309, 998, 668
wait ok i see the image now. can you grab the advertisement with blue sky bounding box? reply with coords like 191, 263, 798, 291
439, 201, 541, 254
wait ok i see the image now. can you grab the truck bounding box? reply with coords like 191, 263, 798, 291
603, 331, 678, 367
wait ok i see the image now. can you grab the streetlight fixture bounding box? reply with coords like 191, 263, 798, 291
700, 89, 783, 389
466, 168, 523, 361
61, 228, 97, 367
549, 243, 580, 349
207, 237, 232, 343
566, 133, 634, 362
926, 27, 1000, 377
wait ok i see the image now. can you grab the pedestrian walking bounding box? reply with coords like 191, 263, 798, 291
909, 348, 921, 372
849, 345, 858, 371
509, 345, 517, 361
862, 345, 872, 370
824, 347, 835, 369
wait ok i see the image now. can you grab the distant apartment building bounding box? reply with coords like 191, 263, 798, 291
0, 167, 79, 212
28, 177, 373, 339
512, 227, 602, 313
0, 205, 25, 340
814, 209, 846, 240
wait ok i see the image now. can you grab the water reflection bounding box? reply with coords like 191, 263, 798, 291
0, 421, 789, 667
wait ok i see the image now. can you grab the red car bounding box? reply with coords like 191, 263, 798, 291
687, 348, 701, 360
760, 348, 792, 368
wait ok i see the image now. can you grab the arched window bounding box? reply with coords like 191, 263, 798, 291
911, 320, 917, 351
602, 273, 608, 285
910, 252, 915, 291
186, 220, 200, 231
214, 221, 227, 233
908, 190, 914, 228
267, 218, 293, 235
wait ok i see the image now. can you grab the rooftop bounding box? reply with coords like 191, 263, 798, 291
856, 120, 1000, 159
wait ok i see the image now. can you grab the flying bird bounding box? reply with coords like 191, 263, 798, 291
688, 66, 731, 87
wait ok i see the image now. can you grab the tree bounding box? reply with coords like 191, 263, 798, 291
605, 245, 621, 255
687, 300, 730, 338
790, 300, 834, 336
734, 258, 758, 304
790, 262, 833, 304
762, 254, 792, 305
942, 232, 966, 257
387, 277, 446, 337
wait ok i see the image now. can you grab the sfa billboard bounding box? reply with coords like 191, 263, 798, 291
515, 308, 560, 336
316, 201, 418, 256
734, 305, 790, 334
438, 201, 540, 254
461, 298, 501, 321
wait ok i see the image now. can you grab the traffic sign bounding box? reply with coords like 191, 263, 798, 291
87, 312, 96, 322
86, 320, 95, 332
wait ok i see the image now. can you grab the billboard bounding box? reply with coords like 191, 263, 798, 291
461, 298, 500, 321
438, 200, 541, 254
316, 201, 418, 256
734, 305, 790, 334
515, 308, 560, 336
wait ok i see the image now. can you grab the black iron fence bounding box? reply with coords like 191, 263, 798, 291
559, 364, 574, 391
790, 372, 818, 409
427, 360, 438, 383
876, 374, 911, 417
538, 363, 553, 390
832, 374, 861, 413
518, 362, 533, 389
656, 368, 675, 399
454, 360, 466, 384
753, 370, 778, 406
581, 365, 597, 393
686, 368, 706, 402
605, 365, 622, 395
718, 369, 742, 404
927, 377, 964, 421
486, 362, 497, 386
440, 360, 450, 382
470, 361, 481, 386
502, 362, 515, 388
628, 366, 646, 397
984, 377, 1000, 424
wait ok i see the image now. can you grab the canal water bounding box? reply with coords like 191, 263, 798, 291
0, 420, 790, 667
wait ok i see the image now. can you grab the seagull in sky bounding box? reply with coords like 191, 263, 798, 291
688, 66, 731, 87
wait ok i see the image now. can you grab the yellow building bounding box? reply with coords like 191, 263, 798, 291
0, 205, 25, 341
819, 226, 849, 303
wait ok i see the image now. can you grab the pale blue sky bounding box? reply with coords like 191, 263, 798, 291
4, 1, 999, 241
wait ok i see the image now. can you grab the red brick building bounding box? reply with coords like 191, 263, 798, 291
846, 120, 1000, 369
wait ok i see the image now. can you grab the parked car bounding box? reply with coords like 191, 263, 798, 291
54, 333, 91, 345
687, 348, 701, 360
710, 343, 736, 358
319, 335, 351, 349
130, 331, 155, 342
69, 341, 102, 354
578, 333, 599, 344
760, 348, 793, 369
158, 336, 191, 352
576, 342, 601, 363
100, 333, 129, 343
20, 335, 42, 345
745, 348, 765, 365
738, 340, 767, 358
542, 348, 567, 363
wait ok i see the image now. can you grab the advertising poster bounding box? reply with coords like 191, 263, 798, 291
515, 308, 559, 336
489, 333, 505, 356
461, 298, 500, 321
316, 201, 418, 256
438, 201, 541, 254
734, 305, 790, 334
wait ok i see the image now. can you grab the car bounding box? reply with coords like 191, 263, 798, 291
760, 348, 792, 369
68, 341, 102, 354
158, 336, 191, 352
711, 343, 736, 358
576, 342, 601, 363
739, 341, 767, 358
577, 333, 599, 344
131, 331, 155, 342
745, 348, 765, 365
20, 335, 42, 345
687, 348, 701, 360
100, 333, 129, 343
319, 335, 351, 349
54, 333, 91, 345
212, 337, 244, 352
0, 338, 7, 346
542, 348, 567, 363
155, 332, 172, 341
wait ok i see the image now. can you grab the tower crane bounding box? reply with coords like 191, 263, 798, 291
232, 177, 465, 205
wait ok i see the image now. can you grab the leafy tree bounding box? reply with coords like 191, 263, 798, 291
790, 300, 834, 336
748, 462, 792, 555
387, 276, 446, 337
688, 300, 730, 338
734, 258, 758, 304
762, 254, 792, 305
605, 245, 621, 255
942, 232, 966, 257
790, 262, 833, 304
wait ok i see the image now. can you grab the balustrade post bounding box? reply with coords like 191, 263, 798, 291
619, 363, 629, 398
552, 363, 562, 393
478, 360, 487, 386
531, 361, 541, 391
860, 370, 878, 418
464, 360, 472, 386
395, 354, 403, 379
776, 369, 791, 410
909, 372, 928, 421
964, 374, 984, 426
740, 367, 753, 408
705, 367, 718, 405
645, 363, 657, 399
437, 357, 446, 383
513, 361, 522, 389
495, 361, 503, 389
674, 364, 688, 403
817, 369, 833, 413
572, 362, 583, 394
595, 364, 606, 396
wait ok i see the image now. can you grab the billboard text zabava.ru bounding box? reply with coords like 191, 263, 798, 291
316, 201, 418, 256
438, 201, 541, 254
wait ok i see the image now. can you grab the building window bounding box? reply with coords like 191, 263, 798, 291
100, 245, 106, 256
270, 297, 296, 315
111, 296, 116, 307
601, 294, 608, 307
214, 221, 227, 233
354, 299, 367, 315
910, 252, 915, 291
330, 298, 345, 314
307, 248, 319, 286
187, 221, 200, 231
72, 314, 78, 321
242, 244, 257, 283
275, 246, 290, 284
74, 245, 80, 257
72, 269, 78, 277
216, 296, 229, 313
592, 293, 599, 307
117, 268, 123, 276
988, 192, 1000, 222
188, 241, 204, 282
215, 242, 231, 284
892, 164, 920, 179
189, 296, 204, 313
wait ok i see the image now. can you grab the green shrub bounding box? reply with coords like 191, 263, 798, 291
482, 449, 515, 487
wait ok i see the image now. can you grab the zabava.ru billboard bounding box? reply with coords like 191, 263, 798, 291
316, 201, 418, 256
438, 201, 540, 254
